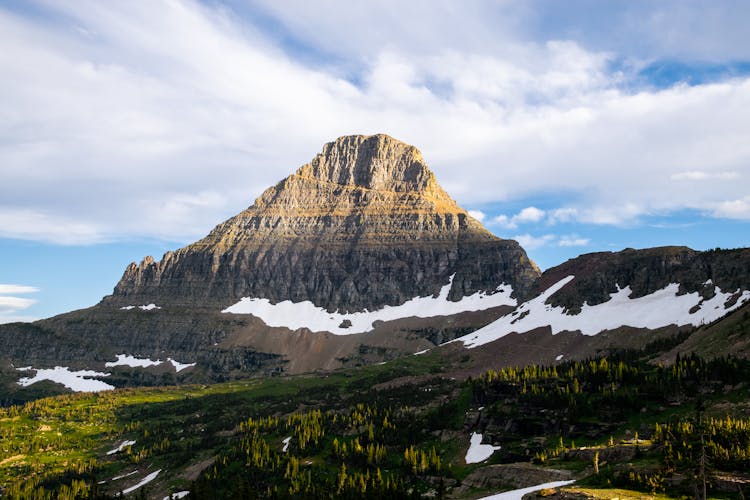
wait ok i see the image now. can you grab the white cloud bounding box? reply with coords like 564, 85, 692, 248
467, 210, 486, 222
711, 197, 750, 220
491, 214, 515, 228
558, 235, 590, 247
577, 204, 647, 226
0, 283, 39, 323
513, 233, 555, 250
0, 296, 36, 310
0, 208, 106, 245
0, 285, 39, 294
0, 1, 748, 246
547, 208, 578, 225
514, 206, 546, 223
491, 206, 545, 229
671, 171, 739, 181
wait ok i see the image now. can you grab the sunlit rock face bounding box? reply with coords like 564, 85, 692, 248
108, 134, 540, 313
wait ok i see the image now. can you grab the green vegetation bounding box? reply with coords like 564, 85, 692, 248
472, 353, 750, 498
1, 350, 750, 498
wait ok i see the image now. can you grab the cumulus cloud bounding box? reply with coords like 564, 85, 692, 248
491, 206, 546, 229
491, 215, 513, 228
547, 208, 578, 225
513, 234, 556, 250
0, 283, 39, 324
467, 210, 486, 222
0, 1, 748, 246
515, 207, 546, 223
711, 197, 750, 220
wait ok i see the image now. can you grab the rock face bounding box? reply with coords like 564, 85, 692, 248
8, 134, 748, 395
108, 134, 540, 312
537, 246, 750, 313
454, 246, 750, 354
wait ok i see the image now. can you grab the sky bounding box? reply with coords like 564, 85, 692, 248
1, 0, 749, 322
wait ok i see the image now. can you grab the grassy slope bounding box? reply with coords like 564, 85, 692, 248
1, 347, 749, 499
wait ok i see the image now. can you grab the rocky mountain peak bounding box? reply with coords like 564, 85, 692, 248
107, 134, 540, 313
295, 134, 432, 192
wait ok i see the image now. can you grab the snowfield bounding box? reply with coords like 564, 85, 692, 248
477, 480, 575, 500
465, 432, 501, 464
457, 275, 750, 348
167, 358, 196, 372
163, 492, 190, 500
106, 440, 136, 455
105, 354, 196, 373
222, 274, 516, 335
122, 469, 161, 494
17, 355, 196, 392
105, 354, 161, 369
120, 304, 161, 311
16, 366, 114, 392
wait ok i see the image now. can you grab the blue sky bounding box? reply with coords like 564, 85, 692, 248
1, 1, 749, 322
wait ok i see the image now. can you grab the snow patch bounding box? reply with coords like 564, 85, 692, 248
457, 276, 750, 348
106, 354, 161, 369
163, 492, 190, 500
105, 354, 195, 372
282, 436, 291, 453
111, 470, 139, 481
413, 349, 430, 355
16, 366, 114, 392
555, 354, 564, 361
122, 469, 161, 494
477, 480, 575, 499
465, 432, 501, 464
168, 358, 196, 372
222, 274, 516, 335
120, 304, 161, 311
107, 440, 136, 455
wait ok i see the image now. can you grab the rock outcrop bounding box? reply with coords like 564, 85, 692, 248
108, 134, 540, 312
536, 246, 750, 313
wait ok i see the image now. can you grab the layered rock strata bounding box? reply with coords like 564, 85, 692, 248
108, 134, 540, 313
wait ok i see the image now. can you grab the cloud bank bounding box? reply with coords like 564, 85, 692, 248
0, 1, 748, 246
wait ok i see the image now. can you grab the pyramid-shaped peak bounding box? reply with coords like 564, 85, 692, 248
295, 134, 433, 192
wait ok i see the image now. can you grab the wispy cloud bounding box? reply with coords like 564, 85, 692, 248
0, 283, 39, 324
512, 233, 590, 250
558, 235, 590, 247
0, 285, 39, 294
671, 171, 739, 181
0, 208, 106, 245
513, 234, 555, 250
0, 1, 748, 246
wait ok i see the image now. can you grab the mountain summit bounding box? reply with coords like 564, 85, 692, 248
110, 134, 540, 313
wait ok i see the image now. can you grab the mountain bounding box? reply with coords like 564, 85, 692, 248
1, 134, 749, 401
108, 134, 539, 312
452, 246, 750, 373
0, 134, 541, 394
